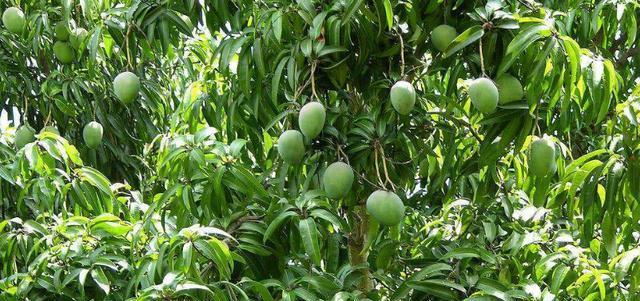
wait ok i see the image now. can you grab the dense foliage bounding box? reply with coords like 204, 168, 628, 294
1, 0, 640, 300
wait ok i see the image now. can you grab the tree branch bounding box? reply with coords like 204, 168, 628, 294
615, 46, 639, 68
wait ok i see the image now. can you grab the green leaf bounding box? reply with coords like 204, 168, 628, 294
382, 0, 393, 30
238, 48, 252, 97
610, 248, 640, 279
90, 267, 110, 295
560, 35, 581, 104
310, 12, 328, 39
406, 280, 460, 299
90, 220, 131, 237
298, 218, 321, 266
253, 38, 266, 77
535, 253, 566, 280
409, 279, 465, 293
88, 26, 102, 61
264, 210, 298, 243
273, 11, 283, 42
194, 238, 233, 280
271, 56, 289, 102
176, 281, 213, 294
182, 241, 193, 273
343, 0, 364, 23
317, 46, 347, 57
230, 139, 248, 156
444, 25, 484, 58
497, 24, 552, 75
165, 10, 192, 36
550, 264, 569, 293
441, 247, 496, 264
76, 167, 112, 196
293, 287, 319, 301
24, 220, 47, 236
309, 208, 345, 231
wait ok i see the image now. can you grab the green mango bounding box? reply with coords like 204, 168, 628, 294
390, 81, 416, 115
298, 102, 326, 139
2, 7, 25, 34
469, 78, 499, 114
366, 190, 405, 226
83, 121, 104, 149
431, 24, 457, 52
278, 130, 305, 164
113, 71, 141, 103
323, 162, 354, 199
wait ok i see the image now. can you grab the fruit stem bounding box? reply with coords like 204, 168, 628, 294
335, 142, 350, 165
125, 25, 133, 70
22, 98, 28, 124
443, 0, 448, 24
534, 105, 541, 137
379, 146, 396, 190
310, 60, 319, 101
479, 37, 486, 76
395, 29, 405, 78
374, 146, 386, 188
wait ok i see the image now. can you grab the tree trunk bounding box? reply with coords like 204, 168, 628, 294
348, 204, 373, 291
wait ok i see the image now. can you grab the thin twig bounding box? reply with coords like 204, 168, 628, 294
424, 111, 483, 143
294, 73, 312, 101
358, 172, 381, 189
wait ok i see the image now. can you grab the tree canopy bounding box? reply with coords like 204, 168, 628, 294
1, 0, 640, 300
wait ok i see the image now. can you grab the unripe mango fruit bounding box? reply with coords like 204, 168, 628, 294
53, 41, 75, 64
366, 190, 405, 226
55, 22, 70, 41
70, 28, 88, 49
390, 80, 416, 115
469, 78, 499, 114
298, 102, 326, 139
431, 25, 457, 52
113, 72, 141, 103
40, 126, 59, 135
495, 74, 523, 104
2, 7, 25, 34
278, 130, 305, 164
323, 162, 354, 199
529, 136, 557, 177
83, 121, 103, 149
15, 125, 35, 149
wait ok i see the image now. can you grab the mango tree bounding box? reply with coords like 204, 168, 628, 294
1, 0, 640, 300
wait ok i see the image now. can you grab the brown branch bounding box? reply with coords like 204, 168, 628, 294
616, 46, 640, 68
609, 33, 627, 54
226, 214, 261, 236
